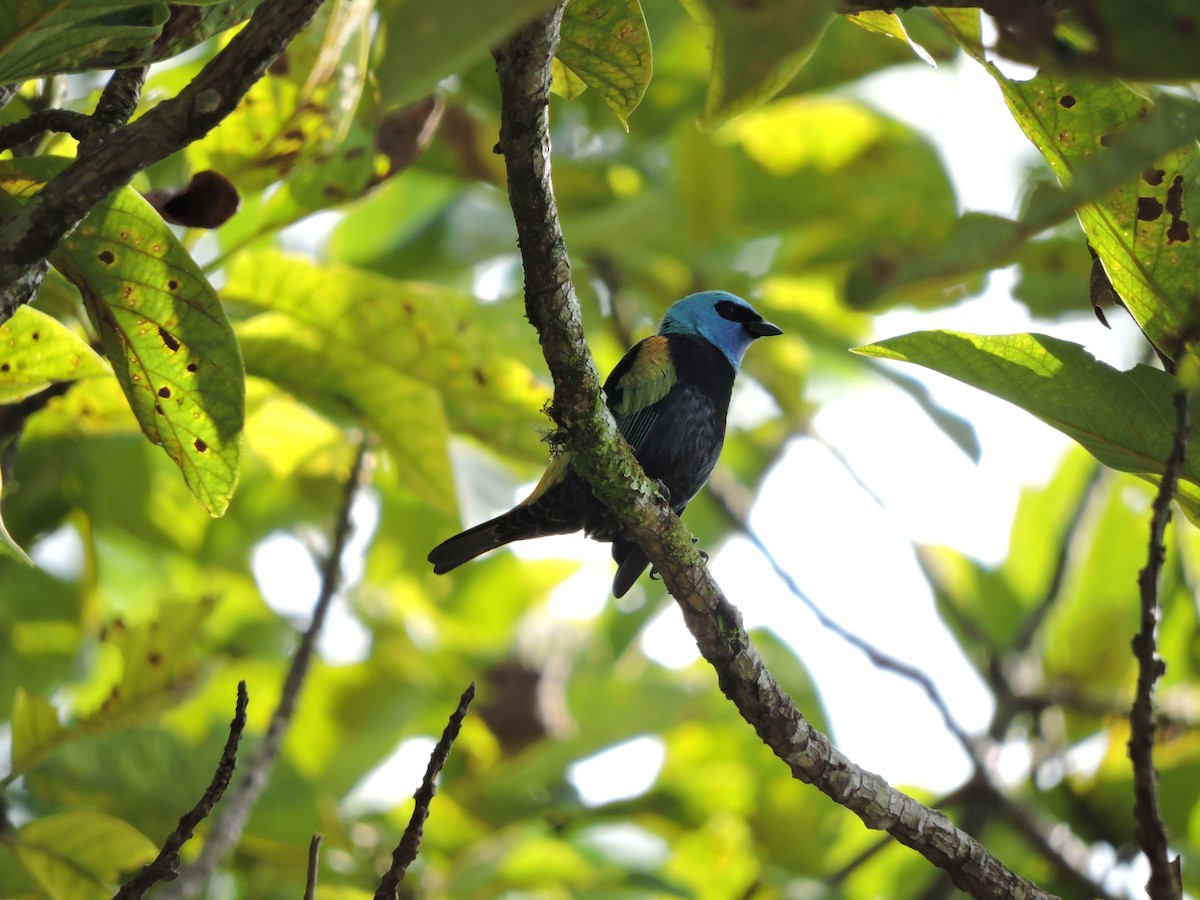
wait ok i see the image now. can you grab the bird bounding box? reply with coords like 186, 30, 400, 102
428, 290, 782, 597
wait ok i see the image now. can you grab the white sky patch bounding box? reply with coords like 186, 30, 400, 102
568, 735, 666, 806
341, 736, 437, 817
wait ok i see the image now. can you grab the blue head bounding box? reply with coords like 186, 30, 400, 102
658, 291, 782, 369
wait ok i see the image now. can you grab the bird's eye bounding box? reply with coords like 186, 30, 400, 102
715, 300, 760, 323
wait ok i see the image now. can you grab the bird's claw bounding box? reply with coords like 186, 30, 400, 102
649, 567, 662, 581
653, 478, 671, 505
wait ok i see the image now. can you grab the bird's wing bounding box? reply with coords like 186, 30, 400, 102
604, 335, 677, 452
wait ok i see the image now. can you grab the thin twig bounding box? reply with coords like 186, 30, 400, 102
708, 476, 978, 754
493, 9, 1054, 899
1129, 388, 1188, 900
158, 437, 371, 900
303, 834, 322, 900
373, 682, 476, 900
0, 108, 90, 154
113, 681, 249, 900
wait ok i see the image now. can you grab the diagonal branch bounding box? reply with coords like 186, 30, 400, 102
114, 681, 249, 900
374, 682, 476, 900
1129, 387, 1188, 900
493, 7, 1055, 899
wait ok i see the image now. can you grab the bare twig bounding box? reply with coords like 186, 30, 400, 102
492, 9, 1054, 899
708, 478, 978, 756
303, 834, 322, 900
0, 108, 91, 153
373, 683, 476, 900
1129, 388, 1188, 900
0, 0, 329, 321
158, 438, 371, 900
113, 681, 249, 900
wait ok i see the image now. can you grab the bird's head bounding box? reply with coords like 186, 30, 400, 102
659, 291, 782, 369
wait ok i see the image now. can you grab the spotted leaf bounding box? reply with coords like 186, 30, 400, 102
0, 157, 244, 516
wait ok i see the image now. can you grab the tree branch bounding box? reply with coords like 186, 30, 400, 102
303, 834, 322, 900
0, 0, 328, 322
373, 682, 476, 900
493, 8, 1054, 899
114, 681, 249, 900
1129, 388, 1188, 900
157, 438, 371, 900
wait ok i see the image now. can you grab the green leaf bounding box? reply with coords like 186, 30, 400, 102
557, 0, 652, 130
846, 93, 1200, 309
998, 79, 1200, 357
0, 1, 167, 84
0, 305, 109, 403
0, 1, 263, 84
15, 811, 157, 900
845, 11, 934, 66
373, 0, 560, 108
682, 0, 836, 129
9, 689, 65, 777
0, 157, 245, 516
0, 464, 33, 565
224, 251, 552, 508
856, 331, 1200, 520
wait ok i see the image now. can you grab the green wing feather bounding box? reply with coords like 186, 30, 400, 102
609, 336, 677, 451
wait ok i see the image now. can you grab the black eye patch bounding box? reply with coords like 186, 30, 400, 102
715, 299, 761, 323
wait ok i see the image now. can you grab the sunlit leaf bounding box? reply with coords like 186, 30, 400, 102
0, 305, 109, 403
0, 158, 244, 517
15, 811, 156, 900
845, 11, 934, 66
557, 0, 652, 130
857, 331, 1200, 521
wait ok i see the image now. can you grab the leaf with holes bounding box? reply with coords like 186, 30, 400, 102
0, 305, 109, 403
557, 0, 652, 130
0, 157, 244, 516
856, 330, 1200, 522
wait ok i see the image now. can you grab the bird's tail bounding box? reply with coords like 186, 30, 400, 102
611, 539, 650, 598
428, 515, 518, 574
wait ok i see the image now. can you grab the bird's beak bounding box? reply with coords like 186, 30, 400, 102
745, 319, 783, 338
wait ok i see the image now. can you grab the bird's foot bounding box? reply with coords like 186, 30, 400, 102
649, 567, 662, 581
691, 535, 709, 562
653, 478, 671, 505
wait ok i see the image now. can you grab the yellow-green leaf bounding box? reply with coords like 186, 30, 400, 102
16, 811, 156, 900
0, 157, 245, 517
845, 11, 934, 66
0, 305, 109, 403
9, 690, 64, 776
557, 0, 652, 130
